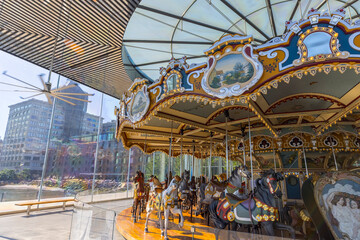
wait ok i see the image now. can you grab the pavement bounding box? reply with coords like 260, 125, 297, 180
0, 198, 132, 240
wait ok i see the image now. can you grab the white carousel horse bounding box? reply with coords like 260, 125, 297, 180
144, 176, 184, 240
144, 175, 163, 233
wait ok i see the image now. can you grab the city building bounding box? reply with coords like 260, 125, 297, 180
0, 99, 65, 173
47, 120, 131, 180
81, 113, 101, 135
0, 84, 98, 173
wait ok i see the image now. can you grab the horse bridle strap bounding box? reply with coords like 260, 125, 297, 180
266, 177, 280, 194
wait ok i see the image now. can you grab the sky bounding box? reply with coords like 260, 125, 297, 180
0, 51, 119, 139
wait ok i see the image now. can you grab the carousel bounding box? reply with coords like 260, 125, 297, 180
114, 2, 360, 240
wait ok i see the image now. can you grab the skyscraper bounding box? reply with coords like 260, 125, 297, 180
57, 81, 88, 141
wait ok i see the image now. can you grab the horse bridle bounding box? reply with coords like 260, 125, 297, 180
266, 177, 280, 195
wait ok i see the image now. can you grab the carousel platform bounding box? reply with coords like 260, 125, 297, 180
116, 207, 214, 240
116, 207, 295, 240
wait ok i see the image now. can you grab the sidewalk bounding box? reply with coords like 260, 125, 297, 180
0, 199, 132, 240
0, 190, 133, 215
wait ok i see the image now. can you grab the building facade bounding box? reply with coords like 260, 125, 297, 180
0, 84, 98, 174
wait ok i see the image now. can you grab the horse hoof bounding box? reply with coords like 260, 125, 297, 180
144, 227, 149, 233
133, 219, 136, 223
161, 231, 164, 237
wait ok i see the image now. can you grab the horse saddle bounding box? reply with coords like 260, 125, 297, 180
224, 193, 247, 208
226, 193, 248, 202
239, 198, 255, 211
211, 180, 227, 191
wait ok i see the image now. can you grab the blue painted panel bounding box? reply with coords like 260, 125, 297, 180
286, 175, 301, 199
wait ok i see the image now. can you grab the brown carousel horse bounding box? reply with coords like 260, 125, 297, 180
132, 170, 145, 223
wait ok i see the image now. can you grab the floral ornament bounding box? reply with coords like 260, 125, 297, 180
324, 136, 338, 147
289, 137, 304, 147
259, 139, 271, 149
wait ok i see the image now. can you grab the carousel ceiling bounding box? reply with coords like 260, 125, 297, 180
0, 0, 141, 98
116, 4, 360, 166
123, 0, 360, 81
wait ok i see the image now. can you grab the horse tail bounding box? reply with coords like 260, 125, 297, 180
209, 200, 226, 229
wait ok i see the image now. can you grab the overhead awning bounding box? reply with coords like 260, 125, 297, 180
0, 0, 141, 99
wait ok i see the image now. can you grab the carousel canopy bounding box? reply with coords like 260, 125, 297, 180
116, 3, 360, 172
123, 0, 360, 81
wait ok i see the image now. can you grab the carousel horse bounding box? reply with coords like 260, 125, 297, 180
144, 176, 184, 240
144, 175, 163, 230
209, 169, 295, 239
142, 178, 151, 213
203, 173, 228, 204
132, 170, 145, 223
189, 176, 197, 206
283, 202, 313, 237
195, 175, 208, 216
178, 170, 191, 212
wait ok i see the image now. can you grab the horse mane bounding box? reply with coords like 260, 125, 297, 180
153, 176, 161, 187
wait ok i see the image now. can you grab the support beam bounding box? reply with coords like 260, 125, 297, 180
341, 0, 358, 9
124, 55, 206, 67
184, 128, 202, 136
316, 97, 360, 133
209, 117, 259, 128
249, 100, 277, 136
122, 127, 222, 143
264, 108, 343, 119
297, 116, 303, 125
156, 112, 240, 137
220, 0, 271, 40
265, 0, 277, 36
123, 40, 213, 45
137, 5, 238, 35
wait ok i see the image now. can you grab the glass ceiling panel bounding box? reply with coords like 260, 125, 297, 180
247, 8, 273, 38
183, 0, 237, 32
173, 21, 224, 42
230, 23, 267, 43
123, 44, 171, 66
210, 0, 246, 31
137, 63, 171, 81
123, 10, 177, 40
172, 43, 211, 57
228, 0, 267, 17
142, 0, 194, 17
272, 1, 297, 34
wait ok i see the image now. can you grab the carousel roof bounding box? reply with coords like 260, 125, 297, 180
123, 0, 360, 81
116, 4, 360, 170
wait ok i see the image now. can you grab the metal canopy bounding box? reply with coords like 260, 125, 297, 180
0, 0, 141, 99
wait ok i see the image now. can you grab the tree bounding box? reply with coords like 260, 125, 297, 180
0, 169, 18, 181
245, 63, 254, 79
18, 169, 32, 181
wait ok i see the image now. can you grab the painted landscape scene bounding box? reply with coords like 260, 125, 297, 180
208, 54, 254, 89
131, 91, 147, 115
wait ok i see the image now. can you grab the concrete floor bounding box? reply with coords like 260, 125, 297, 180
0, 199, 132, 240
